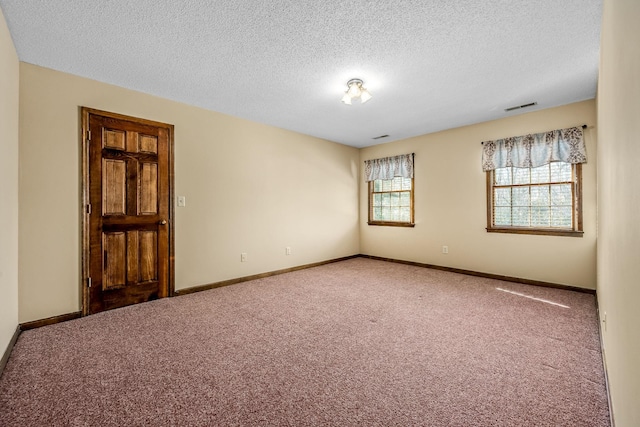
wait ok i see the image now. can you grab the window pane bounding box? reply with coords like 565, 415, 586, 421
373, 193, 382, 207
390, 192, 400, 207
391, 207, 401, 221
381, 180, 391, 191
391, 177, 402, 191
494, 188, 511, 207
494, 207, 511, 226
551, 184, 572, 206
400, 207, 410, 222
514, 167, 530, 185
381, 193, 390, 206
531, 164, 550, 184
531, 207, 550, 227
401, 177, 412, 190
494, 168, 512, 185
374, 180, 382, 192
373, 207, 382, 220
551, 206, 572, 227
381, 207, 391, 220
530, 185, 550, 206
512, 206, 530, 226
512, 187, 530, 206
400, 192, 410, 206
551, 162, 572, 182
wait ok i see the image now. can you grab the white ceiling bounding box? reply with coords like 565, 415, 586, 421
0, 0, 602, 148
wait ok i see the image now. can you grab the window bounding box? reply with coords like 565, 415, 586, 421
368, 176, 414, 226
364, 153, 415, 227
486, 162, 583, 236
481, 126, 587, 236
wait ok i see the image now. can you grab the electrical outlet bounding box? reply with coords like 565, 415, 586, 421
286, 247, 291, 255
241, 253, 247, 262
442, 246, 449, 254
602, 311, 607, 332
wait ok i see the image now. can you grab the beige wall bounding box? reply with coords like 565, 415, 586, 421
0, 7, 20, 353
360, 100, 597, 289
18, 63, 360, 323
597, 0, 640, 425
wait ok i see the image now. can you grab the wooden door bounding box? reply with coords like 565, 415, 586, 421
82, 108, 174, 315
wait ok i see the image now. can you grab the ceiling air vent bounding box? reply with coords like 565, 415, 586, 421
372, 134, 389, 140
505, 102, 537, 112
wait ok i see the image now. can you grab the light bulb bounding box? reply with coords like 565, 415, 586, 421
347, 82, 362, 97
360, 89, 372, 103
341, 93, 352, 105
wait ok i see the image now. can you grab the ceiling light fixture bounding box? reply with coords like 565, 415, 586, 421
341, 79, 372, 105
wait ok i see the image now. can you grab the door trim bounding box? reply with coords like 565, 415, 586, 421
80, 107, 175, 316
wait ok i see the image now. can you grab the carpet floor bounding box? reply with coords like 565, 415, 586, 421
0, 258, 610, 426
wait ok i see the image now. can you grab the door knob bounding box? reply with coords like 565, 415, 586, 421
159, 219, 167, 225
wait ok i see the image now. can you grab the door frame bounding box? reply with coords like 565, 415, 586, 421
80, 107, 175, 316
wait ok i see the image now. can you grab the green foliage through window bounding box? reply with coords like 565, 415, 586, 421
369, 177, 413, 225
489, 162, 581, 234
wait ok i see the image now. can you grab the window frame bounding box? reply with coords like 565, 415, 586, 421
368, 177, 415, 227
486, 163, 583, 237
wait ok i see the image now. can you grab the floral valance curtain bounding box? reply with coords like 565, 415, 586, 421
481, 126, 587, 172
364, 153, 414, 182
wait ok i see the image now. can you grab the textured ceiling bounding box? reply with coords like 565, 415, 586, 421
0, 0, 602, 148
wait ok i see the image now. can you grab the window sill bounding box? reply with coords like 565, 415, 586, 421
368, 221, 415, 228
486, 227, 583, 237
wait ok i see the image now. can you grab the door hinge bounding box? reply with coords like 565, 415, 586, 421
86, 130, 91, 140
87, 277, 92, 288
86, 204, 92, 214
